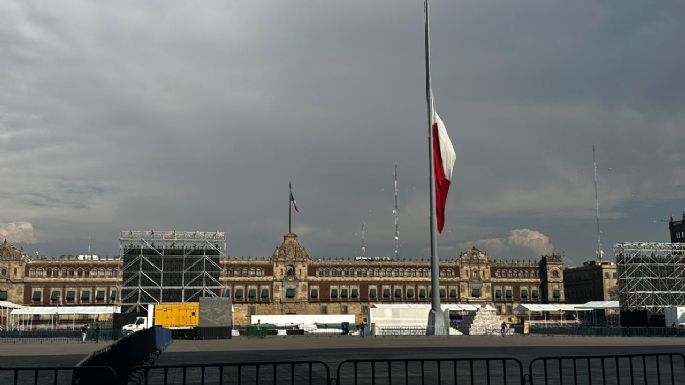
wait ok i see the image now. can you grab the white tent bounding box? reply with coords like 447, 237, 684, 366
11, 305, 120, 315
368, 303, 492, 335
0, 301, 25, 309
0, 301, 24, 328
575, 301, 619, 310
371, 303, 495, 312
9, 306, 120, 330
514, 303, 592, 323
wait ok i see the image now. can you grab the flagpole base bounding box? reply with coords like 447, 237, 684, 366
426, 308, 449, 336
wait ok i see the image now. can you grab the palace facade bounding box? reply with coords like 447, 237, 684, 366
0, 240, 121, 308
1, 233, 566, 325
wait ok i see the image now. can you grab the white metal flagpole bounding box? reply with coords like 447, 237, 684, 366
593, 145, 603, 261
425, 0, 447, 336
393, 162, 400, 259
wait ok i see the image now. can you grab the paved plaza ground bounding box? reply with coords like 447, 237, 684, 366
159, 335, 685, 366
2, 336, 684, 366
0, 341, 109, 365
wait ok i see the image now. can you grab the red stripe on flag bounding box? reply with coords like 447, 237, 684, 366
432, 122, 451, 233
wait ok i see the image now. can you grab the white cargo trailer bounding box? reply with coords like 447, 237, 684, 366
664, 306, 685, 327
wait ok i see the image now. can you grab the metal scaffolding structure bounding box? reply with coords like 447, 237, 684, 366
615, 242, 685, 314
120, 230, 225, 313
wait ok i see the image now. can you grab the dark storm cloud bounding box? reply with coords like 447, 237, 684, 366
1, 0, 684, 266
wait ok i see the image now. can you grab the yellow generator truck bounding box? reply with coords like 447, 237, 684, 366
153, 303, 199, 329
121, 298, 232, 339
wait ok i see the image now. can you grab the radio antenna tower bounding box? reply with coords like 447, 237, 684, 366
393, 162, 400, 258
361, 222, 367, 258
593, 145, 603, 261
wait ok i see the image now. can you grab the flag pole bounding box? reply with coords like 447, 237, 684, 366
425, 0, 446, 336
289, 181, 292, 234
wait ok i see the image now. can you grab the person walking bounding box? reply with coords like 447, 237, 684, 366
80, 324, 88, 343
359, 322, 365, 338
94, 323, 100, 343
500, 322, 506, 337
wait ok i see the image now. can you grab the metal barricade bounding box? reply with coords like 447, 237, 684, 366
130, 361, 331, 385
336, 358, 525, 385
528, 353, 685, 385
0, 366, 116, 385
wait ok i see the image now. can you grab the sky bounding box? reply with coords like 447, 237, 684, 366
1, 0, 684, 267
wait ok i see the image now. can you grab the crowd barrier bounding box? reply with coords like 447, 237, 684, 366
0, 366, 117, 385
3, 352, 684, 384
337, 358, 524, 385
76, 326, 172, 384
530, 326, 685, 337
0, 328, 119, 343
127, 353, 685, 385
130, 360, 331, 385
528, 353, 685, 385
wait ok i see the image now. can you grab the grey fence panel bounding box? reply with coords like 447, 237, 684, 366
336, 358, 524, 385
0, 366, 116, 385
528, 353, 685, 385
131, 361, 331, 385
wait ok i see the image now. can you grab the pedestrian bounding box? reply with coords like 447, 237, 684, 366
359, 322, 365, 338
94, 323, 100, 343
500, 321, 506, 337
80, 324, 88, 343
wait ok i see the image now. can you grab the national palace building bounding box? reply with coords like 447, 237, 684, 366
1, 232, 566, 324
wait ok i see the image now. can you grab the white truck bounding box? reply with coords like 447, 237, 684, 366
121, 304, 155, 335
664, 306, 685, 327
121, 303, 200, 334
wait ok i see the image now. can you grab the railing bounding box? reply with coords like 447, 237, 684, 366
2, 353, 683, 384
0, 366, 117, 385
0, 328, 119, 343
130, 361, 331, 385
528, 353, 685, 385
232, 325, 468, 337
336, 358, 524, 385
530, 326, 685, 337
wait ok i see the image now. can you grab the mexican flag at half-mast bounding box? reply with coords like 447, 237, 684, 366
430, 95, 456, 233
288, 182, 299, 234
289, 183, 299, 213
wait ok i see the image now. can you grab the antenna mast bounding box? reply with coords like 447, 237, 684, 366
393, 163, 400, 258
593, 145, 603, 261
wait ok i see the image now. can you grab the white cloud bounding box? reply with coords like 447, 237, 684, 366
459, 229, 554, 258
0, 221, 36, 243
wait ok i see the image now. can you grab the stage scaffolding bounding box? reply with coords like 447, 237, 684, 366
615, 242, 685, 314
120, 230, 225, 313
